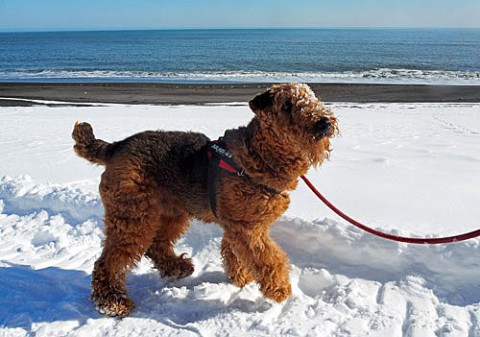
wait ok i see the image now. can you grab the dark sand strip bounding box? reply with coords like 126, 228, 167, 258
1, 83, 479, 106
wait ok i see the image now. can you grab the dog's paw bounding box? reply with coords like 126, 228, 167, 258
91, 292, 135, 318
159, 254, 194, 279
260, 282, 292, 303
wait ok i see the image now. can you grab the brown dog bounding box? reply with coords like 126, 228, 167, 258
72, 83, 338, 317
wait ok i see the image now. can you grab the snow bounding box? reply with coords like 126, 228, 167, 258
1, 101, 480, 336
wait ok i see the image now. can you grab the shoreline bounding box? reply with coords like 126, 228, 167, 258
1, 82, 480, 106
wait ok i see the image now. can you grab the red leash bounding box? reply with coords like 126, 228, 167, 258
300, 175, 480, 244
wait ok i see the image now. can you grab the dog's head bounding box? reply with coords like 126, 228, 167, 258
249, 83, 338, 165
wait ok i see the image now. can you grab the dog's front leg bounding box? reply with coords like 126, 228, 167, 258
224, 229, 292, 302
221, 236, 254, 287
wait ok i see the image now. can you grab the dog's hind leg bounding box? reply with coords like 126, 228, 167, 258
91, 170, 161, 317
221, 236, 254, 287
146, 213, 194, 279
225, 229, 292, 302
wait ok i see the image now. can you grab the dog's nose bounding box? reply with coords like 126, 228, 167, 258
314, 117, 332, 139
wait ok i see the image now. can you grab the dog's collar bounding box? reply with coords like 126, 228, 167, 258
207, 138, 281, 218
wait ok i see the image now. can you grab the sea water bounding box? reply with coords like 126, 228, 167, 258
0, 29, 479, 84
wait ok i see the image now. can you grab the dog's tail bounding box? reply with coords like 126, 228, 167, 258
72, 122, 113, 166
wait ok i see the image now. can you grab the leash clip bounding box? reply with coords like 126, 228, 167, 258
237, 168, 245, 176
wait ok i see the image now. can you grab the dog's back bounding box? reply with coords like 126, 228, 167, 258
72, 122, 211, 207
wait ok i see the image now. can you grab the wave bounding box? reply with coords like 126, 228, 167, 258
1, 68, 479, 85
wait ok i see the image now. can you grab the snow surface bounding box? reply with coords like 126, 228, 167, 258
1, 100, 480, 337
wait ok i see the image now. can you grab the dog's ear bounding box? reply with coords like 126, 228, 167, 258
249, 90, 273, 112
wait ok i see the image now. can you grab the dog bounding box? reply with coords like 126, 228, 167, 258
72, 83, 338, 317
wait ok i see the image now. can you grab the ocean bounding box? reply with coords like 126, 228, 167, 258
0, 29, 479, 85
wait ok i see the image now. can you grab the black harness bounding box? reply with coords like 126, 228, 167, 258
207, 138, 281, 218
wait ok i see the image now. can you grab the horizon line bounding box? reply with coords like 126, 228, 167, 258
1, 26, 480, 33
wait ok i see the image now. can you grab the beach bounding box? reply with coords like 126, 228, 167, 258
1, 31, 480, 337
2, 17, 480, 337
1, 82, 480, 106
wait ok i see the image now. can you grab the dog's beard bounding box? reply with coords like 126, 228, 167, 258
307, 137, 332, 167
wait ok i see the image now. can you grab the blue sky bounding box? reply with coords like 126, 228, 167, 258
0, 0, 479, 32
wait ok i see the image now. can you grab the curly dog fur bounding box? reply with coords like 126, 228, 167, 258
72, 83, 338, 317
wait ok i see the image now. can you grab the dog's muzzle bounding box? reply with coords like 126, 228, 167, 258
313, 117, 332, 139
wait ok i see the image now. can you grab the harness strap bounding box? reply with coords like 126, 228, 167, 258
208, 139, 244, 176
207, 138, 281, 218
207, 147, 221, 218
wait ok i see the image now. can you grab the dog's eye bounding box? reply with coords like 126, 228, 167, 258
282, 101, 293, 114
